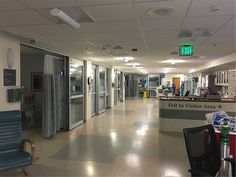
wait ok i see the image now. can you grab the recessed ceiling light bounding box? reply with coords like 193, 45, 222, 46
146, 7, 174, 16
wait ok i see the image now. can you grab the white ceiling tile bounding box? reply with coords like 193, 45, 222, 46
0, 24, 74, 36
113, 39, 147, 51
0, 0, 233, 73
141, 18, 182, 31
0, 0, 27, 11
143, 30, 179, 39
134, 0, 191, 19
183, 16, 233, 30
213, 26, 235, 38
188, 0, 235, 17
75, 0, 131, 6
70, 21, 140, 33
0, 10, 53, 26
82, 4, 136, 22
146, 37, 201, 51
195, 36, 235, 59
224, 16, 235, 28
17, 0, 77, 8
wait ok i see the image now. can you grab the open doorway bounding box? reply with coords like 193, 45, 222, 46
173, 77, 180, 95
20, 45, 69, 138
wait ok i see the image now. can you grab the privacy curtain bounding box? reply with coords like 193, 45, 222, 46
42, 54, 65, 138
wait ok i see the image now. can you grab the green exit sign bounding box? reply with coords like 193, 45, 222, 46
179, 45, 193, 56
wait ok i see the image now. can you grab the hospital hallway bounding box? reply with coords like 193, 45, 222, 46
2, 98, 189, 177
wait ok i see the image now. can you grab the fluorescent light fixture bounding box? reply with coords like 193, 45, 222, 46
50, 8, 80, 29
126, 63, 140, 67
161, 59, 186, 64
190, 28, 205, 41
70, 68, 76, 72
114, 56, 134, 62
71, 64, 80, 68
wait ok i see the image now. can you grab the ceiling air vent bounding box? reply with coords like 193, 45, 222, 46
113, 45, 123, 50
178, 28, 212, 40
170, 51, 178, 55
146, 6, 174, 16
102, 44, 126, 56
177, 29, 192, 38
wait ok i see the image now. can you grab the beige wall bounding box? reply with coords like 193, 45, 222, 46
0, 34, 20, 111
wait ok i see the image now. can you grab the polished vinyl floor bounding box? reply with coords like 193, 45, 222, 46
2, 98, 190, 177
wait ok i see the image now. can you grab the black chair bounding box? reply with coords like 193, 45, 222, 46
0, 110, 35, 176
183, 124, 236, 177
184, 91, 190, 97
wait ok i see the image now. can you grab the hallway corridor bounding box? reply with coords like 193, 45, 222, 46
3, 98, 189, 177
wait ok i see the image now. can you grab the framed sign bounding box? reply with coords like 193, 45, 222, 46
179, 45, 193, 56
31, 72, 43, 92
4, 69, 16, 86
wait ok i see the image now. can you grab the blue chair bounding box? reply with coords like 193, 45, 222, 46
0, 110, 35, 176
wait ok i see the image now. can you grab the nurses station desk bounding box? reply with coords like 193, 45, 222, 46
158, 96, 236, 133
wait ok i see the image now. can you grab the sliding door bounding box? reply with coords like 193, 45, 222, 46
91, 65, 97, 117
69, 59, 84, 129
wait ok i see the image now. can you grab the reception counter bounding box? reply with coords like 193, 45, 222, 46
159, 97, 236, 132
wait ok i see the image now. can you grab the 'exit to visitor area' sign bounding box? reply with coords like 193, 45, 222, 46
179, 45, 193, 56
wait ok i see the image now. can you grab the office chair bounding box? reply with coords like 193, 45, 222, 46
183, 124, 235, 177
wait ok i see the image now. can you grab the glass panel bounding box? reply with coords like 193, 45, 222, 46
92, 67, 96, 92
114, 90, 118, 105
99, 68, 105, 91
149, 76, 160, 87
117, 73, 121, 88
91, 94, 96, 115
70, 97, 83, 125
70, 60, 83, 95
226, 71, 228, 83
99, 94, 106, 111
106, 95, 109, 108
148, 90, 156, 97
106, 69, 109, 92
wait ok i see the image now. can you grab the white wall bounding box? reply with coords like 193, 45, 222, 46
109, 67, 115, 108
84, 60, 92, 121
0, 34, 20, 111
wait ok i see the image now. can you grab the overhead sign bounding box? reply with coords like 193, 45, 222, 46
179, 45, 193, 56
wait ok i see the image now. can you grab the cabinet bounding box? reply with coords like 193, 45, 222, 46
214, 71, 228, 86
